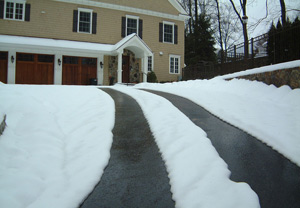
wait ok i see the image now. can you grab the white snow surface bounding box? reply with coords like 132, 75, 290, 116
0, 85, 115, 208
135, 67, 300, 167
220, 60, 300, 79
114, 86, 260, 208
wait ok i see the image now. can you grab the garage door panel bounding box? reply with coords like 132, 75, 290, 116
0, 52, 8, 84
16, 53, 54, 85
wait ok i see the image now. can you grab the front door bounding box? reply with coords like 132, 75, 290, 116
0, 52, 8, 83
122, 55, 130, 83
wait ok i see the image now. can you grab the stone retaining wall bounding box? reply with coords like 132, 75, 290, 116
0, 115, 6, 136
232, 67, 300, 89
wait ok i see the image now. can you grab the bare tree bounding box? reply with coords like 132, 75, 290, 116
229, 0, 249, 60
279, 0, 286, 26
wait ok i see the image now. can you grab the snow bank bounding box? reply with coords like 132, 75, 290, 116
0, 85, 115, 208
220, 60, 300, 80
135, 77, 300, 167
114, 86, 260, 208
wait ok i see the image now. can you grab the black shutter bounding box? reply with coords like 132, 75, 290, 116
92, 12, 97, 34
73, 10, 78, 32
174, 25, 178, 44
121, 16, 126, 37
138, 19, 143, 39
0, 0, 4, 19
159, 23, 163, 42
25, 4, 31, 21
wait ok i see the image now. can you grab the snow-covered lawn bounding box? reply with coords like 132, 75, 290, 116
1, 61, 299, 208
0, 84, 114, 208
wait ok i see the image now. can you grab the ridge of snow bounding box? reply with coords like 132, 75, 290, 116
114, 86, 260, 208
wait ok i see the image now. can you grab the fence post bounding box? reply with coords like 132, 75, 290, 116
251, 38, 254, 68
234, 45, 237, 62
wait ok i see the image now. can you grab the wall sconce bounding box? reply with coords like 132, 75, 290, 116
159, 52, 163, 56
58, 58, 61, 66
100, 61, 103, 68
11, 56, 14, 63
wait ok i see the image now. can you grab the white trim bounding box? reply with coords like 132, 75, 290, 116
163, 21, 175, 44
125, 15, 139, 37
169, 54, 180, 74
77, 8, 93, 34
4, 0, 26, 21
53, 0, 189, 21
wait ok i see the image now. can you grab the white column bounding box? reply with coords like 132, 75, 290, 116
142, 53, 148, 83
97, 55, 104, 85
54, 54, 62, 85
7, 51, 16, 84
117, 52, 123, 84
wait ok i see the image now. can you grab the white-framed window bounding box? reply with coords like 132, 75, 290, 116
169, 55, 180, 74
78, 8, 93, 34
148, 56, 153, 72
163, 21, 174, 44
126, 15, 139, 36
4, 0, 26, 21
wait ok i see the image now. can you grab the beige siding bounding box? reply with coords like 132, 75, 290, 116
0, 0, 185, 83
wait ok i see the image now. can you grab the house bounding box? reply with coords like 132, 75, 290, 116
0, 0, 188, 85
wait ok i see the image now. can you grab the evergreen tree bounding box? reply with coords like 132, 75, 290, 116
185, 14, 216, 66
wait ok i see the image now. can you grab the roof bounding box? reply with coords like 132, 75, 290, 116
0, 34, 152, 57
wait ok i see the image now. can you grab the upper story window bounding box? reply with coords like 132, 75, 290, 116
78, 8, 92, 33
126, 16, 138, 36
169, 55, 180, 74
159, 21, 178, 44
72, 8, 97, 34
3, 0, 26, 21
163, 22, 174, 43
121, 15, 143, 39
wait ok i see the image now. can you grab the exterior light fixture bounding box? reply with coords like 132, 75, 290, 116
11, 56, 14, 63
242, 15, 248, 24
100, 61, 103, 68
58, 58, 61, 66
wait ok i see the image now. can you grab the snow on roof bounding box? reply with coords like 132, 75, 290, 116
0, 35, 116, 53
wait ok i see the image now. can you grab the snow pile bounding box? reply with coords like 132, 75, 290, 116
114, 86, 260, 208
135, 77, 300, 166
0, 85, 115, 208
220, 60, 300, 79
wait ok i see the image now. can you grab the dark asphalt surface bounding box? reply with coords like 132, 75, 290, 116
79, 88, 174, 208
144, 89, 300, 208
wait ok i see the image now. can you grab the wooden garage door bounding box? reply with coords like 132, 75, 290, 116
62, 56, 97, 85
16, 53, 54, 84
0, 52, 8, 84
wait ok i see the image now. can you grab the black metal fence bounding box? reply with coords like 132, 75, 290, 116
183, 24, 300, 80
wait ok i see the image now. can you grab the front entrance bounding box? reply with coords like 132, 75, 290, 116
122, 55, 130, 83
16, 53, 54, 84
0, 52, 8, 83
62, 56, 97, 85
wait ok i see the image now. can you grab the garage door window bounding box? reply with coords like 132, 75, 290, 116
63, 56, 78, 64
82, 58, 96, 66
17, 53, 34, 62
38, 55, 54, 63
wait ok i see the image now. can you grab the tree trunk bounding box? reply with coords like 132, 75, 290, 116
279, 0, 286, 27
215, 0, 224, 64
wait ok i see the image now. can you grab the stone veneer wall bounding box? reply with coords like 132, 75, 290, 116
231, 67, 300, 89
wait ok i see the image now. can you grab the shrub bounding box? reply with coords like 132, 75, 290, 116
147, 71, 158, 83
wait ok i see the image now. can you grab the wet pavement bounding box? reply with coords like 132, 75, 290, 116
79, 88, 174, 208
144, 89, 300, 208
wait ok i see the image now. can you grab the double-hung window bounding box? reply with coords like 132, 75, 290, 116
4, 0, 25, 21
163, 21, 174, 43
78, 8, 93, 33
126, 15, 139, 36
169, 55, 180, 74
148, 56, 153, 72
